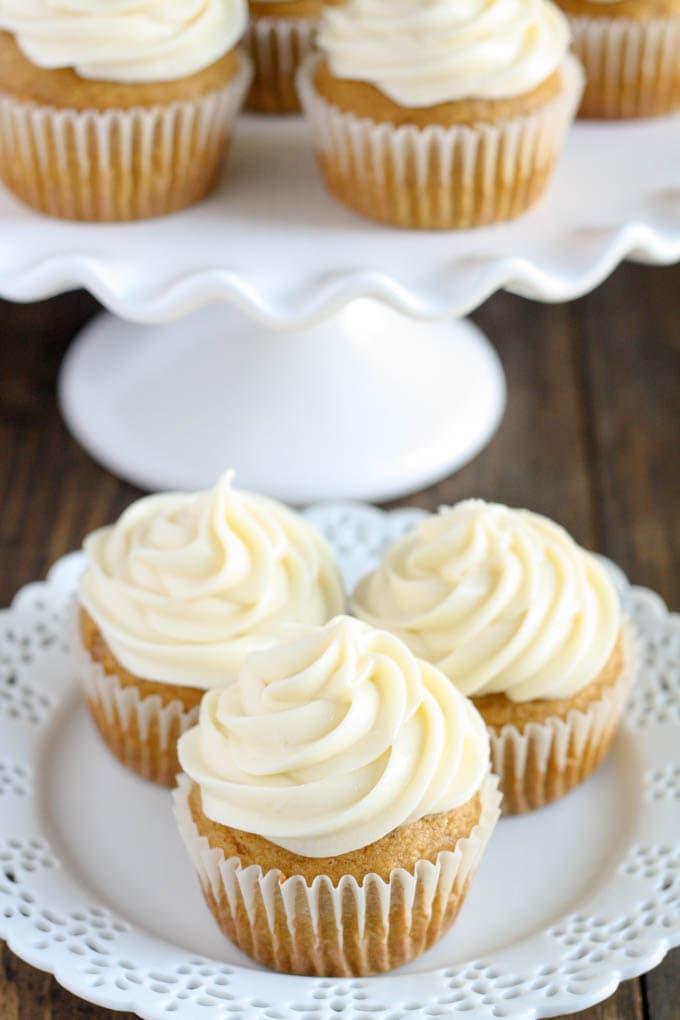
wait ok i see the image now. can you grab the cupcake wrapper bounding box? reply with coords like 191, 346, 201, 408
71, 607, 200, 786
297, 53, 584, 229
244, 16, 317, 113
172, 772, 501, 977
0, 53, 253, 221
569, 15, 680, 119
489, 622, 638, 816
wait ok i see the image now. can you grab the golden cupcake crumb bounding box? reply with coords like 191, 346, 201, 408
189, 781, 483, 884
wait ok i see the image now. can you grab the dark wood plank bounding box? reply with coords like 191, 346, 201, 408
0, 265, 677, 1019
573, 262, 680, 609
572, 261, 680, 1020
394, 290, 598, 548
645, 953, 680, 1020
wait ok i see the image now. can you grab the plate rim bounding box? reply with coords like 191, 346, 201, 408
0, 502, 678, 1020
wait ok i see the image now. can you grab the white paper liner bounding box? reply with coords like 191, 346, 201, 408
297, 53, 584, 229
71, 605, 201, 786
488, 621, 638, 815
244, 15, 318, 113
0, 52, 253, 221
172, 772, 501, 976
569, 15, 680, 119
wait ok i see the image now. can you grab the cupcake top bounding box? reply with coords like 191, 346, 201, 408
0, 0, 248, 83
179, 616, 490, 857
317, 0, 571, 107
78, 472, 344, 688
352, 500, 621, 703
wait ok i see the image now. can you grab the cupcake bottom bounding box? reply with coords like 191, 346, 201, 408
173, 773, 501, 976
245, 14, 317, 113
74, 608, 203, 786
477, 628, 636, 816
568, 15, 680, 119
297, 54, 584, 230
0, 34, 252, 221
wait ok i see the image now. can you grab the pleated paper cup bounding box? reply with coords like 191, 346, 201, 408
0, 52, 253, 222
245, 15, 318, 113
488, 624, 637, 816
71, 606, 201, 787
172, 772, 501, 977
569, 15, 680, 119
297, 53, 584, 230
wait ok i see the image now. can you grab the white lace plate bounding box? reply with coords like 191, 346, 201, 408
0, 502, 678, 1020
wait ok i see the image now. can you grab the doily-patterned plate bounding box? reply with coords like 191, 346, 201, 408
0, 503, 678, 1020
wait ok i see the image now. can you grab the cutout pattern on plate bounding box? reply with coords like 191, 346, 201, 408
0, 509, 677, 1020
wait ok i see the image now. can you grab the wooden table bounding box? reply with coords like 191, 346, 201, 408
1, 264, 678, 1019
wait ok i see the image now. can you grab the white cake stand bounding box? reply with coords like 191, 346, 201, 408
1, 113, 679, 502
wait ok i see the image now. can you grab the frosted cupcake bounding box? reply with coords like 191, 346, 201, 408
0, 0, 252, 221
352, 501, 635, 815
245, 1, 343, 113
555, 0, 680, 118
75, 472, 344, 786
297, 0, 584, 229
175, 616, 500, 976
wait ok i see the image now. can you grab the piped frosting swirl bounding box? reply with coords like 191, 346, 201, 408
179, 616, 490, 856
352, 500, 621, 702
317, 0, 571, 107
78, 472, 344, 689
0, 0, 248, 84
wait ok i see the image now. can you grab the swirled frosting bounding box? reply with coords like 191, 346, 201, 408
78, 472, 344, 689
352, 501, 621, 703
0, 0, 248, 84
317, 0, 571, 106
179, 616, 489, 856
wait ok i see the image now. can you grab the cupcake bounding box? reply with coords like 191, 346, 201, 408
297, 0, 584, 229
175, 616, 500, 976
352, 500, 636, 815
245, 1, 343, 113
75, 472, 344, 786
555, 0, 680, 118
0, 0, 252, 221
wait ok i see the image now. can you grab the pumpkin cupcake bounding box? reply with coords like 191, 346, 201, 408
245, 0, 343, 113
297, 0, 584, 229
554, 0, 680, 118
74, 472, 344, 786
175, 616, 500, 976
0, 0, 252, 221
352, 500, 636, 815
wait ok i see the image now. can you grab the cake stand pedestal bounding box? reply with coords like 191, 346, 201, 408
1, 113, 678, 501
58, 302, 504, 504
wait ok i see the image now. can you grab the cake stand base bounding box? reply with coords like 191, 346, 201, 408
58, 301, 506, 504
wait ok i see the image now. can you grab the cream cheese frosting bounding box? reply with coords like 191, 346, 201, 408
78, 472, 344, 688
352, 500, 621, 703
0, 0, 248, 84
317, 0, 571, 107
179, 616, 490, 857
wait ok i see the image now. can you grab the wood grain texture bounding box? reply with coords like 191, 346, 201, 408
0, 263, 678, 1018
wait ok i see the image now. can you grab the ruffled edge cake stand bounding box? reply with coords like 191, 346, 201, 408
1, 112, 679, 500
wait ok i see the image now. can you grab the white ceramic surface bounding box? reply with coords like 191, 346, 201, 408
3, 112, 678, 500
0, 115, 678, 324
0, 503, 678, 1020
57, 305, 506, 503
